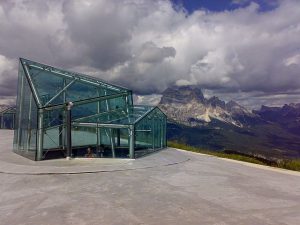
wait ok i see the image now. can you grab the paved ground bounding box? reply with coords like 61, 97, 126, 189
0, 130, 299, 225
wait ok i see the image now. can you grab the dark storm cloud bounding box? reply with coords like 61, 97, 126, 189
0, 75, 17, 97
61, 0, 137, 70
0, 0, 300, 108
0, 55, 18, 105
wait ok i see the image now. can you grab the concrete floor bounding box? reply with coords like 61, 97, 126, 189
0, 130, 299, 225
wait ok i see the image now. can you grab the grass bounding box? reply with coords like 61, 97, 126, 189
277, 160, 300, 171
168, 141, 300, 172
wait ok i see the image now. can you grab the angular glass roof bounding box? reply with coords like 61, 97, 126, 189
20, 58, 130, 108
18, 58, 166, 130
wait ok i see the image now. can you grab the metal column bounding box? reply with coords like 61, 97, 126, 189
117, 129, 120, 146
62, 78, 67, 150
26, 93, 32, 150
36, 109, 44, 161
104, 89, 115, 157
66, 102, 73, 159
129, 125, 135, 159
110, 129, 116, 158
97, 88, 101, 150
152, 118, 155, 149
59, 114, 63, 148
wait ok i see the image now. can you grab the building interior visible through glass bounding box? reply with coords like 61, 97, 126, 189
13, 58, 167, 161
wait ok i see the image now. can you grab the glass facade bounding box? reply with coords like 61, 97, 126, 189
13, 58, 167, 160
0, 107, 16, 129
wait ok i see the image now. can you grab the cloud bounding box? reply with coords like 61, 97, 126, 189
231, 0, 251, 6
133, 94, 162, 106
231, 0, 281, 9
137, 42, 176, 64
0, 0, 300, 108
284, 54, 300, 66
0, 55, 17, 97
0, 55, 17, 105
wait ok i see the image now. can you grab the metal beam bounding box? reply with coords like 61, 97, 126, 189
42, 92, 128, 111
44, 78, 78, 107
133, 106, 156, 124
21, 62, 42, 107
73, 122, 129, 129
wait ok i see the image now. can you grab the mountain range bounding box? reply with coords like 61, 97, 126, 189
159, 85, 300, 160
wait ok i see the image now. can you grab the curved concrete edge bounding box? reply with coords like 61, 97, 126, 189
0, 159, 190, 175
173, 148, 300, 177
0, 149, 190, 175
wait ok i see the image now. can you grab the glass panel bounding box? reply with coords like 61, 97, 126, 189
70, 125, 98, 158
43, 126, 60, 149
99, 127, 111, 146
72, 126, 97, 147
43, 108, 64, 128
28, 66, 66, 106
97, 127, 129, 158
71, 102, 98, 120
13, 63, 38, 160
13, 62, 23, 148
134, 107, 166, 157
65, 81, 100, 102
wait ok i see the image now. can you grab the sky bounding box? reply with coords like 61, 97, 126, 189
0, 0, 300, 109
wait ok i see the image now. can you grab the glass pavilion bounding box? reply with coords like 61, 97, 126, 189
0, 107, 16, 129
14, 58, 167, 160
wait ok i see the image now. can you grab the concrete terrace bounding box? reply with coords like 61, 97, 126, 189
0, 130, 299, 225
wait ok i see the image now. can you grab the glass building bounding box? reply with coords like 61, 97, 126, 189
13, 58, 167, 160
0, 107, 16, 129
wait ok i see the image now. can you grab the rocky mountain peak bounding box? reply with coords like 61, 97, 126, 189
159, 85, 205, 104
207, 96, 225, 108
226, 100, 239, 109
225, 100, 249, 113
158, 85, 256, 127
259, 105, 281, 112
289, 103, 300, 109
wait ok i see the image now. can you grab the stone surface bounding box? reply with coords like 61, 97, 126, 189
0, 130, 299, 225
